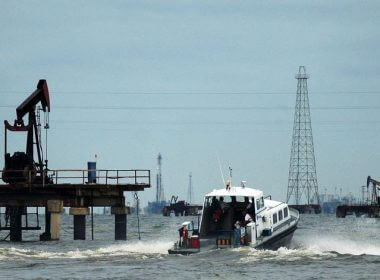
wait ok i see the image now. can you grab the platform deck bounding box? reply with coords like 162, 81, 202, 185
0, 183, 150, 207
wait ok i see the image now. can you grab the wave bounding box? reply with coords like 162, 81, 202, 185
238, 246, 336, 263
296, 235, 380, 256
0, 241, 173, 260
238, 233, 380, 263
2, 234, 379, 261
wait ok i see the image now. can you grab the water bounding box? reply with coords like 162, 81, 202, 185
1, 214, 380, 279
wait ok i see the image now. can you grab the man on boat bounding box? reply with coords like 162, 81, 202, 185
233, 221, 240, 246
244, 211, 253, 224
218, 197, 228, 212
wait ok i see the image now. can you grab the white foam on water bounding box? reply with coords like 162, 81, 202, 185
239, 246, 336, 263
0, 241, 173, 260
37, 249, 94, 259
239, 233, 380, 263
299, 235, 380, 256
96, 240, 173, 255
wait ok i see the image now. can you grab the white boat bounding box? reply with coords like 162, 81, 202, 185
168, 183, 299, 255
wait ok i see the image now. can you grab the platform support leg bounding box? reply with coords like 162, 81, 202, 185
69, 207, 89, 240
115, 214, 126, 240
40, 210, 51, 241
73, 215, 86, 240
111, 207, 130, 241
336, 206, 346, 218
40, 201, 63, 241
49, 200, 63, 240
9, 207, 22, 242
50, 213, 61, 240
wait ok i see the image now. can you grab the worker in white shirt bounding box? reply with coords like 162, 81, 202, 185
244, 211, 253, 224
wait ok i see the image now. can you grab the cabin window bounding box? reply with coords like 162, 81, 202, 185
256, 197, 264, 210
221, 196, 232, 203
273, 213, 278, 224
284, 207, 288, 218
205, 197, 213, 208
278, 210, 283, 221
236, 196, 246, 202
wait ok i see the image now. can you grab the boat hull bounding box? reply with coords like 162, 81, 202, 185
168, 222, 298, 255
255, 222, 297, 250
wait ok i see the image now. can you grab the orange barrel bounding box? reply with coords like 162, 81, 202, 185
191, 235, 199, 248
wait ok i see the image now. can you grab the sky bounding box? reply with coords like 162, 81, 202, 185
0, 0, 379, 207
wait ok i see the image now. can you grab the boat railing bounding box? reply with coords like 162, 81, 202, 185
264, 195, 272, 200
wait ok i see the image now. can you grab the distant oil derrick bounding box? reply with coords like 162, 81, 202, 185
187, 172, 193, 204
156, 153, 165, 203
287, 66, 320, 212
145, 153, 167, 214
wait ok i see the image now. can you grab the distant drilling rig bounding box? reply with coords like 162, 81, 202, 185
156, 153, 164, 203
145, 153, 167, 214
162, 172, 202, 217
286, 66, 321, 214
187, 172, 193, 204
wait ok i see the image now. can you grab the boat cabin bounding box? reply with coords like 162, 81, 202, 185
199, 186, 291, 238
199, 187, 266, 236
169, 185, 299, 254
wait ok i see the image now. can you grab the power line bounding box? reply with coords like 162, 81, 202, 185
0, 90, 379, 95
1, 105, 380, 111
47, 126, 380, 133
50, 120, 380, 125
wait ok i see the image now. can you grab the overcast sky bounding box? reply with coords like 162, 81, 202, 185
1, 1, 379, 206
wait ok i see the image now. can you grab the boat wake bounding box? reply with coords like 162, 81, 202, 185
1, 234, 379, 261
238, 234, 380, 263
0, 241, 173, 260
295, 235, 380, 256
238, 246, 336, 263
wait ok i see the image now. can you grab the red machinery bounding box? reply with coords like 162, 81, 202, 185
2, 80, 51, 184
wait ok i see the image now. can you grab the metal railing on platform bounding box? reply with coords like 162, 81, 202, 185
0, 169, 151, 187
0, 207, 41, 231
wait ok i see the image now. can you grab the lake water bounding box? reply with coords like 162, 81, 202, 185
0, 214, 379, 279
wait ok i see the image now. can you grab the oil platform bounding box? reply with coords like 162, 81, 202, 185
145, 153, 167, 214
162, 172, 202, 216
336, 176, 380, 218
0, 80, 150, 241
286, 66, 321, 214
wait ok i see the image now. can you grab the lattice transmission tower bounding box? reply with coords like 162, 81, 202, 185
287, 66, 319, 205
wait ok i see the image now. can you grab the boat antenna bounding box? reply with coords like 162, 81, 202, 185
217, 154, 226, 187
229, 167, 232, 189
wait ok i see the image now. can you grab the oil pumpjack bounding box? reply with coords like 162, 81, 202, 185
0, 80, 151, 242
1, 80, 51, 241
2, 79, 51, 185
336, 176, 380, 218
